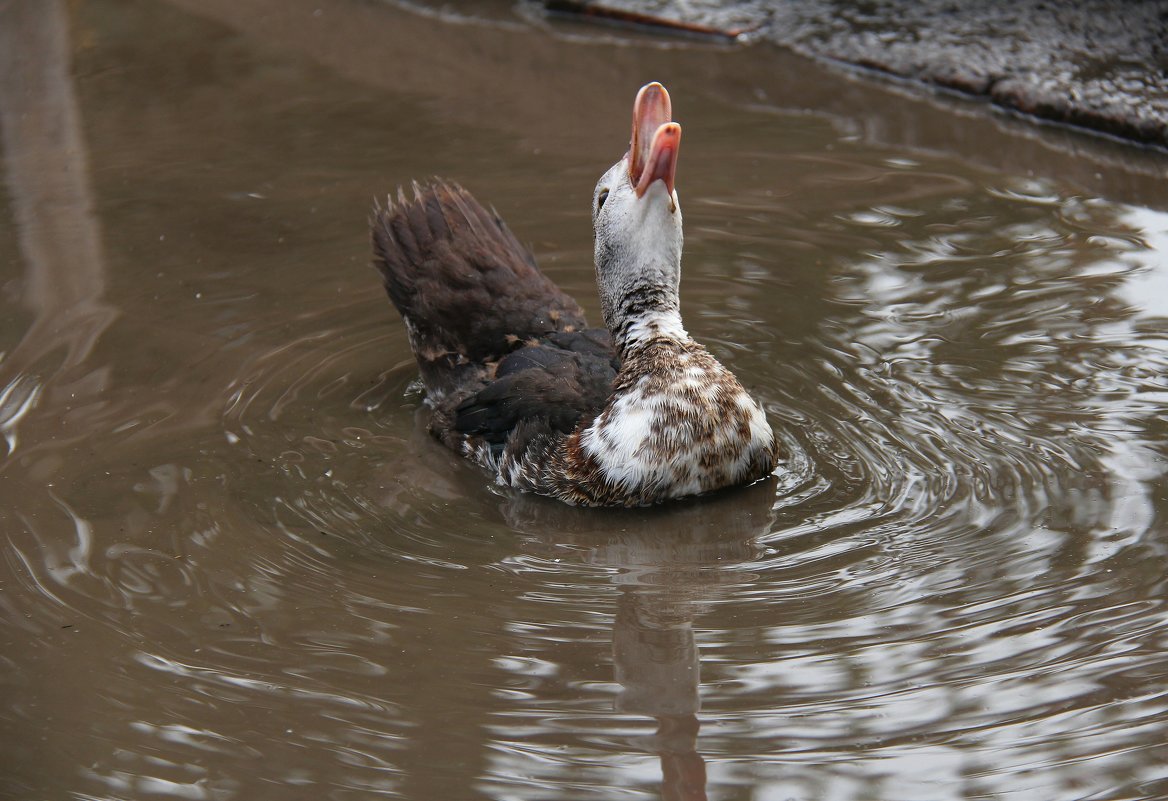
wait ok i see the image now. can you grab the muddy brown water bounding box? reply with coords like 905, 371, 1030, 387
3, 1, 1168, 800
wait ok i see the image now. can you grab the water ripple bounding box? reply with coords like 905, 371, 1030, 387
5, 127, 1168, 801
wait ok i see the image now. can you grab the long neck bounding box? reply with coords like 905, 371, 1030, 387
594, 194, 687, 357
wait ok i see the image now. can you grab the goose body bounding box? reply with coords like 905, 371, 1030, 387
371, 83, 776, 506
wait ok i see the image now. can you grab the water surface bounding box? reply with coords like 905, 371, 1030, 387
2, 1, 1167, 800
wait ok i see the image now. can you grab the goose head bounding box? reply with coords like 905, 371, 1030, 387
592, 82, 685, 351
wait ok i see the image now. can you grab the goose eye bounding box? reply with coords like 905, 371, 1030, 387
597, 189, 609, 210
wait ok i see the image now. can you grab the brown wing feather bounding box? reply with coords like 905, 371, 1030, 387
371, 180, 588, 397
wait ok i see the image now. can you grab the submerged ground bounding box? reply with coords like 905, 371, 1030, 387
2, 1, 1167, 800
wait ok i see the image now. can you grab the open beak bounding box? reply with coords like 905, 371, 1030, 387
629, 82, 682, 199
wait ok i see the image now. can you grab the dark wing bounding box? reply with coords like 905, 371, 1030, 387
371, 180, 588, 397
452, 332, 617, 455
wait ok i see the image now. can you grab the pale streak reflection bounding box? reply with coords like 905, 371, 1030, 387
1095, 205, 1168, 564
1117, 206, 1168, 321
0, 0, 116, 457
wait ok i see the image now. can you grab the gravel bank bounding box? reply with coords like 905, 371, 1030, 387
558, 0, 1168, 150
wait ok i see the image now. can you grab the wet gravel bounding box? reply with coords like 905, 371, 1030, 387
558, 0, 1168, 149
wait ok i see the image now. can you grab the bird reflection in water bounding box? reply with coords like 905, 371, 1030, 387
615, 589, 707, 801
502, 476, 777, 800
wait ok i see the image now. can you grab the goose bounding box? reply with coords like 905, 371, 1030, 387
371, 82, 776, 506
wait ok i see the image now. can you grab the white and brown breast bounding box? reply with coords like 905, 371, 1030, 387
559, 339, 774, 505
489, 337, 775, 507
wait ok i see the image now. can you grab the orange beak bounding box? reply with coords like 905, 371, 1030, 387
629, 82, 682, 198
